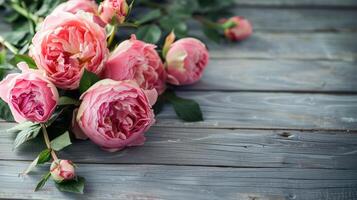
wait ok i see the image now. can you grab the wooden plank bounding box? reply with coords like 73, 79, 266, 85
181, 59, 357, 92
1, 92, 357, 130
156, 92, 357, 130
206, 32, 357, 61
229, 8, 357, 32
234, 0, 357, 7
1, 124, 357, 169
0, 161, 356, 200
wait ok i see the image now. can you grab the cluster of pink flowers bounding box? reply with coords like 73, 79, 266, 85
0, 0, 253, 183
0, 0, 212, 153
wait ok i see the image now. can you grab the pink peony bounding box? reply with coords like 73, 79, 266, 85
165, 38, 209, 85
50, 160, 75, 182
220, 16, 253, 41
30, 11, 108, 90
102, 35, 166, 94
99, 0, 128, 24
76, 79, 157, 152
0, 62, 58, 123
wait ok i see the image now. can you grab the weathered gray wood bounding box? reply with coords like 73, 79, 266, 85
0, 161, 356, 200
1, 92, 357, 130
234, 0, 357, 7
181, 59, 357, 92
206, 33, 357, 61
229, 8, 357, 32
156, 92, 357, 130
1, 124, 357, 169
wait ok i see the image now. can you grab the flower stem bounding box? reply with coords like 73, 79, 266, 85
10, 2, 39, 24
0, 36, 19, 54
41, 124, 58, 161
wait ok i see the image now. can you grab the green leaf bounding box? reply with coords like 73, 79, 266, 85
12, 123, 42, 149
10, 54, 37, 69
164, 91, 203, 122
202, 26, 221, 43
35, 172, 51, 191
55, 176, 85, 194
153, 94, 166, 115
136, 9, 161, 24
58, 96, 79, 106
37, 149, 51, 164
51, 131, 72, 151
136, 25, 162, 44
159, 16, 187, 37
7, 121, 38, 133
79, 69, 100, 94
22, 149, 51, 175
0, 99, 14, 121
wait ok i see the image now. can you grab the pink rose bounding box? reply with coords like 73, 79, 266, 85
52, 0, 106, 27
102, 35, 166, 94
99, 0, 128, 24
50, 160, 75, 182
52, 0, 98, 15
76, 79, 157, 152
165, 38, 209, 85
220, 16, 253, 41
0, 62, 58, 123
30, 11, 108, 90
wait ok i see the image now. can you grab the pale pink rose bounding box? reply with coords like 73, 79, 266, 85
30, 11, 108, 90
76, 79, 157, 152
0, 62, 58, 123
165, 38, 209, 85
52, 0, 106, 27
99, 0, 128, 24
102, 35, 166, 94
52, 0, 98, 15
220, 16, 253, 41
50, 160, 75, 182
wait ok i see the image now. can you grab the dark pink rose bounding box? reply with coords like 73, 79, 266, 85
0, 62, 58, 123
76, 79, 157, 152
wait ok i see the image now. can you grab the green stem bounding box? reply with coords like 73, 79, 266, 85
0, 36, 19, 54
107, 25, 117, 47
194, 15, 222, 30
41, 124, 58, 161
10, 2, 39, 24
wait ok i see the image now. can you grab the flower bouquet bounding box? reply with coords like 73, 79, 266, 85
0, 0, 252, 194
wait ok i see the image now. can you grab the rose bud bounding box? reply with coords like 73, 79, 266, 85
0, 62, 58, 123
99, 0, 129, 24
30, 11, 108, 90
220, 16, 253, 41
50, 160, 76, 183
76, 79, 157, 152
102, 35, 166, 94
165, 38, 209, 86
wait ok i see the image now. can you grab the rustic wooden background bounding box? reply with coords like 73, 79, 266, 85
1, 0, 357, 199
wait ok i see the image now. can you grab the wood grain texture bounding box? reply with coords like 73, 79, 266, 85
1, 124, 357, 169
155, 92, 357, 130
206, 32, 357, 61
234, 0, 357, 7
180, 59, 357, 92
0, 161, 357, 200
228, 8, 357, 32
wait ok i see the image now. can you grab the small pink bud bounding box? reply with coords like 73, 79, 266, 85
220, 16, 253, 41
50, 160, 75, 182
99, 0, 129, 24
